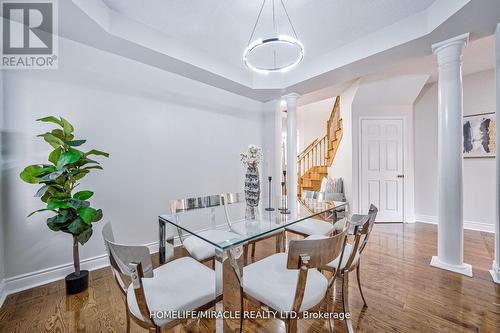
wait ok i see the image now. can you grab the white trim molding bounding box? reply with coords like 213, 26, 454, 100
3, 241, 159, 299
415, 215, 495, 233
0, 279, 6, 308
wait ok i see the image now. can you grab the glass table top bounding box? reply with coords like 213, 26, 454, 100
159, 198, 348, 250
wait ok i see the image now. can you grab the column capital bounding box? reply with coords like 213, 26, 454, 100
283, 93, 300, 103
432, 33, 469, 65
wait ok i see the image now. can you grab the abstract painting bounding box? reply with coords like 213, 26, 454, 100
463, 113, 496, 158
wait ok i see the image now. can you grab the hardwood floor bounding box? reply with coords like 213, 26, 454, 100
0, 223, 499, 332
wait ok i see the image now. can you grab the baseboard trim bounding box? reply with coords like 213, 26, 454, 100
0, 279, 6, 308
3, 241, 159, 299
415, 214, 495, 233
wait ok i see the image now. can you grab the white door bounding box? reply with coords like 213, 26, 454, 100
361, 119, 404, 222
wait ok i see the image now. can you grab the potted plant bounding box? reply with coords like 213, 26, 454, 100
19, 116, 109, 294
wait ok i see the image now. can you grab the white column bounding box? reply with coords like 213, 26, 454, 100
273, 99, 283, 207
491, 24, 500, 284
430, 33, 472, 277
285, 93, 300, 215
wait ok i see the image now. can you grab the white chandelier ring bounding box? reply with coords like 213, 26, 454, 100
243, 35, 304, 74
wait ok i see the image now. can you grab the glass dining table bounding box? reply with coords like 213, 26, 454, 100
158, 198, 348, 332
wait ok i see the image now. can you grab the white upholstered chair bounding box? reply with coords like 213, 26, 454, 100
101, 222, 218, 332
307, 204, 378, 333
240, 225, 349, 333
221, 192, 285, 263
286, 192, 346, 238
171, 194, 241, 265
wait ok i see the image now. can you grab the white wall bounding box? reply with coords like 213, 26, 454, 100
0, 68, 6, 305
329, 82, 358, 206
297, 98, 332, 152
414, 70, 496, 230
2, 38, 266, 292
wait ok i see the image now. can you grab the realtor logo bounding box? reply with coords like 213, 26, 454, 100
1, 0, 58, 69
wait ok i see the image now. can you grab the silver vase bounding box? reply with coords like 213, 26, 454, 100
244, 163, 260, 220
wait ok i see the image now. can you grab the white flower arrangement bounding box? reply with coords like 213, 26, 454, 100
240, 144, 263, 167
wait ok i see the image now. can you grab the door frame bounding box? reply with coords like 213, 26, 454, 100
358, 116, 406, 223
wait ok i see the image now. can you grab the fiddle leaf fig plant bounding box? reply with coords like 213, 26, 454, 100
19, 116, 109, 276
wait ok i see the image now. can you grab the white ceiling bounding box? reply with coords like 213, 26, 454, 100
62, 0, 500, 101
101, 0, 436, 69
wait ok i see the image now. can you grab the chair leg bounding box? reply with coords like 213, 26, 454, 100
243, 244, 248, 266
287, 318, 297, 333
126, 311, 131, 333
342, 273, 354, 333
239, 288, 244, 333
356, 264, 368, 307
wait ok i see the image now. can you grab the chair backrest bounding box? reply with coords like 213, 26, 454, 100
102, 221, 115, 243
321, 192, 345, 202
342, 204, 378, 271
302, 190, 316, 199
287, 229, 347, 270
359, 204, 378, 252
286, 226, 348, 313
171, 194, 225, 239
221, 192, 245, 227
101, 222, 153, 294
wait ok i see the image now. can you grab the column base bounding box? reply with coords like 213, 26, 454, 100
430, 256, 472, 277
490, 262, 500, 284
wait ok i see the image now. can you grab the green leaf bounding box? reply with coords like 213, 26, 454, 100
39, 168, 66, 182
56, 149, 81, 169
77, 227, 93, 245
47, 199, 70, 210
68, 140, 86, 147
37, 116, 63, 126
35, 185, 50, 197
93, 209, 103, 222
70, 170, 89, 182
83, 166, 103, 171
48, 147, 62, 165
38, 133, 65, 149
85, 149, 109, 158
60, 117, 74, 136
73, 191, 93, 200
67, 218, 88, 235
41, 191, 52, 203
78, 207, 97, 225
46, 211, 74, 231
20, 169, 40, 184
51, 129, 65, 140
68, 199, 90, 210
27, 208, 53, 217
20, 165, 54, 184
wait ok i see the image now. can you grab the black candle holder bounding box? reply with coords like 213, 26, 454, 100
279, 179, 290, 214
265, 176, 275, 211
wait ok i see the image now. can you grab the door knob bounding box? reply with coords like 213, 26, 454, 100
397, 174, 404, 178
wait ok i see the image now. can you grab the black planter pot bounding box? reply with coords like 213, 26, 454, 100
65, 270, 89, 295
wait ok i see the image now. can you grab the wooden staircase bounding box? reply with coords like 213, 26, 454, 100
297, 96, 343, 196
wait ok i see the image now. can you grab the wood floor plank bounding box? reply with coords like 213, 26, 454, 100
0, 222, 499, 332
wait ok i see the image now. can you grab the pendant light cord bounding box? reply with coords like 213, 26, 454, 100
280, 0, 298, 39
247, 0, 266, 45
247, 0, 298, 45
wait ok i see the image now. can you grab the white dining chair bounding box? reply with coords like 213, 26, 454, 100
240, 225, 349, 333
101, 222, 218, 332
306, 204, 378, 333
171, 194, 241, 265
221, 192, 285, 263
